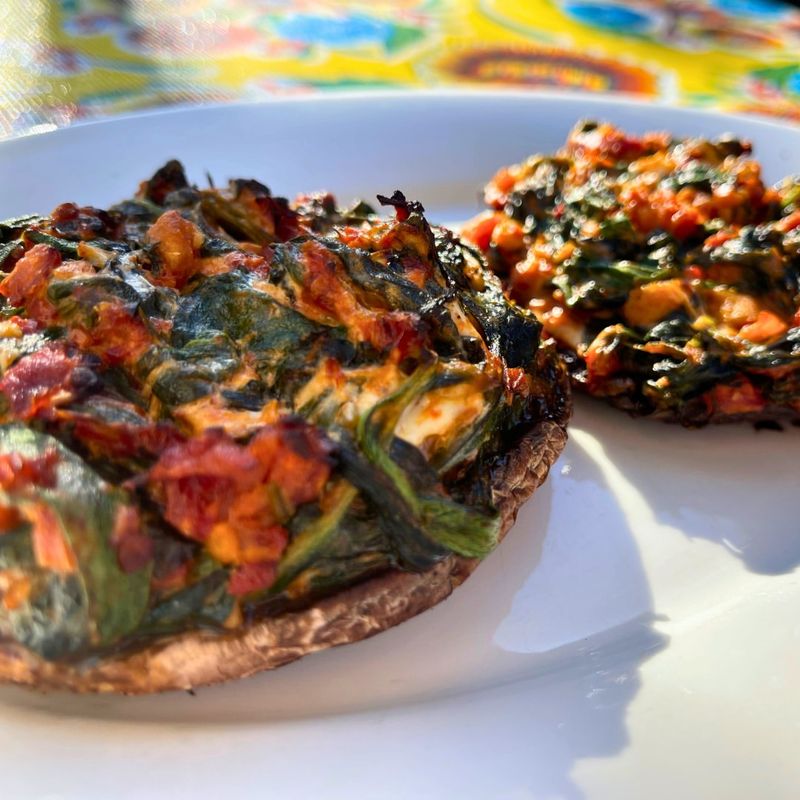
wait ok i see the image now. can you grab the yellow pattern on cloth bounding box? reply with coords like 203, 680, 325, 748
1, 0, 800, 138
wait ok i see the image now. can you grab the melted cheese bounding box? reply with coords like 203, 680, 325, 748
173, 396, 282, 438
394, 377, 488, 457
446, 300, 483, 341
294, 361, 406, 425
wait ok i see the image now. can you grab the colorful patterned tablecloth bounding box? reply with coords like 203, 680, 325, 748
3, 0, 800, 139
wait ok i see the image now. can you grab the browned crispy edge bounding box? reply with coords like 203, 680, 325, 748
0, 402, 569, 694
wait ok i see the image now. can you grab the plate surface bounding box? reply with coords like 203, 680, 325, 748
0, 91, 798, 800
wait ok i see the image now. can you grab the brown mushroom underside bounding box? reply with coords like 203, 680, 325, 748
0, 418, 568, 694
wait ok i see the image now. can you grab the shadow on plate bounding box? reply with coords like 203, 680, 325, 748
574, 397, 800, 575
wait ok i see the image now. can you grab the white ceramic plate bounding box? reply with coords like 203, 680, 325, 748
0, 91, 798, 800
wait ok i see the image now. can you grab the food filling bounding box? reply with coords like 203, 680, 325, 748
0, 163, 567, 661
463, 121, 800, 424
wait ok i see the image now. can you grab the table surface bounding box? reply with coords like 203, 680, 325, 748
2, 0, 800, 139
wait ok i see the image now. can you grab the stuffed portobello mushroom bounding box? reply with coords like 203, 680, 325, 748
464, 121, 800, 426
0, 163, 569, 692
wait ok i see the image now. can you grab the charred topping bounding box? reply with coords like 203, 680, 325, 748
377, 190, 426, 222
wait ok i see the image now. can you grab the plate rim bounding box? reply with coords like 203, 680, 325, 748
4, 87, 799, 148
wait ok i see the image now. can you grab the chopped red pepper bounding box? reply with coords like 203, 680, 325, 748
0, 244, 61, 311
228, 561, 277, 596
28, 503, 76, 573
0, 342, 90, 421
0, 449, 59, 491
